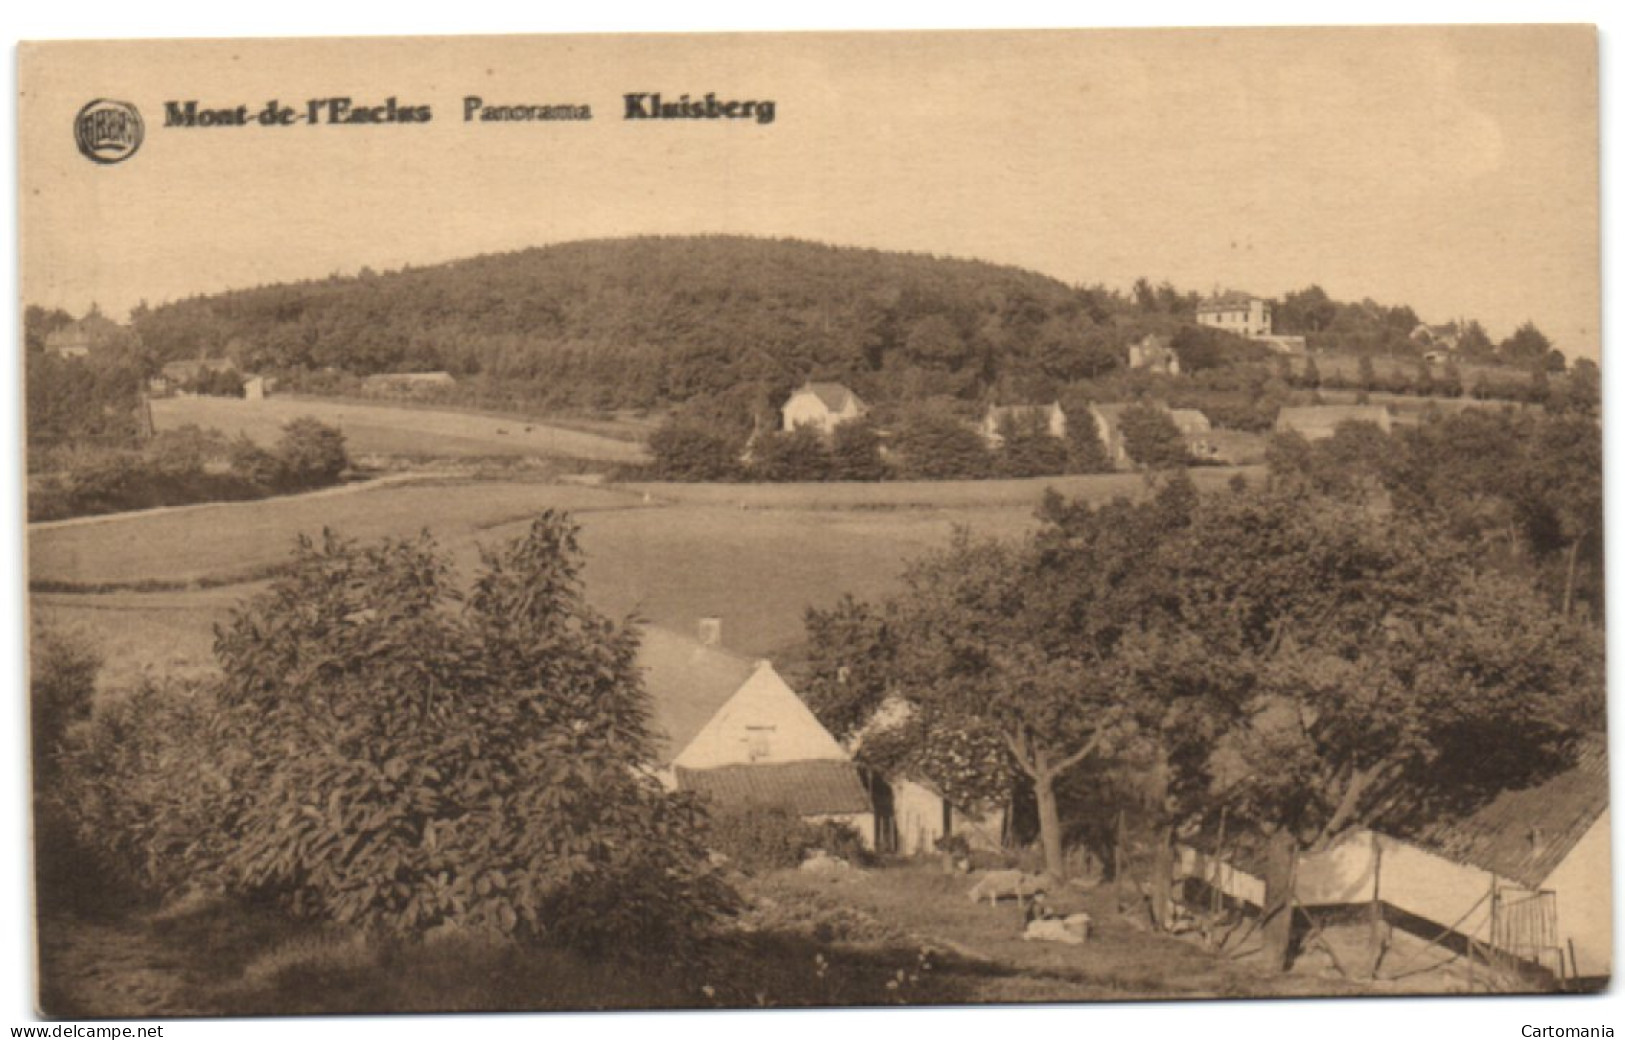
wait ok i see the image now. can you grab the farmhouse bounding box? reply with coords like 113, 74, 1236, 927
1274, 404, 1393, 441
640, 621, 875, 842
1088, 401, 1212, 468
1128, 334, 1181, 375
153, 357, 240, 396
1176, 738, 1610, 985
45, 312, 125, 359
850, 695, 1007, 856
781, 382, 868, 435
980, 402, 1067, 448
1197, 290, 1273, 337
1411, 321, 1462, 353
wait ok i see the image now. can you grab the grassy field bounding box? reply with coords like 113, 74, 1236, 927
30, 467, 1262, 691
151, 394, 648, 464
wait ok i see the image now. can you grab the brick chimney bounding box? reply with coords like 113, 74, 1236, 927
697, 616, 723, 647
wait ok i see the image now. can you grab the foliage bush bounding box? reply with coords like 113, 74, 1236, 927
1117, 403, 1189, 469
28, 417, 349, 521
57, 515, 738, 957
708, 805, 823, 871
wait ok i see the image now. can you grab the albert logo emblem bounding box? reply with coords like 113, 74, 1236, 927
74, 99, 144, 165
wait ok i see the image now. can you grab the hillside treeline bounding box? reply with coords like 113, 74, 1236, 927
129, 236, 1147, 411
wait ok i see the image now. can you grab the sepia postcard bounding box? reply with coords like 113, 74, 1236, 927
16, 24, 1610, 1026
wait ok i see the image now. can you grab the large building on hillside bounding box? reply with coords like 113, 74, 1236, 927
639, 622, 875, 843
1197, 290, 1273, 337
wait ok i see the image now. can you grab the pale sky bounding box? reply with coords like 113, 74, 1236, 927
20, 26, 1599, 357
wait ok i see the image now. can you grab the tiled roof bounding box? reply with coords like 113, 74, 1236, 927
796, 382, 865, 414
638, 627, 757, 766
1409, 737, 1609, 889
1198, 290, 1265, 312
675, 759, 874, 816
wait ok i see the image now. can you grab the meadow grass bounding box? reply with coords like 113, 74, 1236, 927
151, 394, 648, 463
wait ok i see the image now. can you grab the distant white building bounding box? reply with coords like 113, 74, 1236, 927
1128, 334, 1181, 375
980, 402, 1067, 448
781, 382, 868, 435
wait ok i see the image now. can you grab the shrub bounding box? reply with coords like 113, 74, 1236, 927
208, 515, 733, 952
274, 417, 349, 489
1118, 403, 1188, 469
648, 420, 742, 481
708, 805, 821, 872
228, 434, 285, 490
30, 627, 99, 785
891, 405, 990, 480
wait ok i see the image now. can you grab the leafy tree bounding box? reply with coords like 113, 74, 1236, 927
206, 517, 736, 948
1166, 487, 1598, 851
1300, 356, 1322, 390
828, 419, 888, 481
1117, 403, 1188, 469
994, 411, 1068, 478
275, 417, 349, 488
891, 403, 990, 479
1457, 320, 1496, 362
1356, 355, 1377, 393
1060, 402, 1112, 474
750, 425, 832, 482
1437, 359, 1463, 398
24, 305, 75, 353
1499, 320, 1554, 365
648, 419, 742, 481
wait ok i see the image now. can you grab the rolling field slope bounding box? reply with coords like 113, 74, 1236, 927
151, 395, 648, 463
31, 467, 1263, 693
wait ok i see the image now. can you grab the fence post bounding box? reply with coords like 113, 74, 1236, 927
1368, 835, 1385, 979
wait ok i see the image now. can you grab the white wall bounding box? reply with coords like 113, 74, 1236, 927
782, 393, 834, 433
1543, 811, 1612, 978
674, 663, 849, 770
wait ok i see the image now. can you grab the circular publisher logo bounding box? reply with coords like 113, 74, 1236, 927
74, 99, 144, 165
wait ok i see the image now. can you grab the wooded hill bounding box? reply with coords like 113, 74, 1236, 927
129, 236, 1186, 413
121, 235, 1567, 418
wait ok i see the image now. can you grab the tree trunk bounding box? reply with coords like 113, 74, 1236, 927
1260, 830, 1298, 972
1563, 536, 1582, 618
1033, 768, 1066, 881
1149, 824, 1175, 930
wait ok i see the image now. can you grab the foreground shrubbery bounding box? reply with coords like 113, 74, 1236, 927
707, 805, 870, 872
29, 418, 351, 521
53, 514, 737, 957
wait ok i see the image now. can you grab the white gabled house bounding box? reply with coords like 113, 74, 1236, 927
639, 621, 875, 842
781, 382, 868, 436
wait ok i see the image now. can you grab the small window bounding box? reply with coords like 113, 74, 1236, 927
746, 726, 775, 761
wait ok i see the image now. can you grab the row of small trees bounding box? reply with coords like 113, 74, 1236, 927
29, 418, 350, 522
800, 440, 1602, 960
645, 403, 1205, 483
